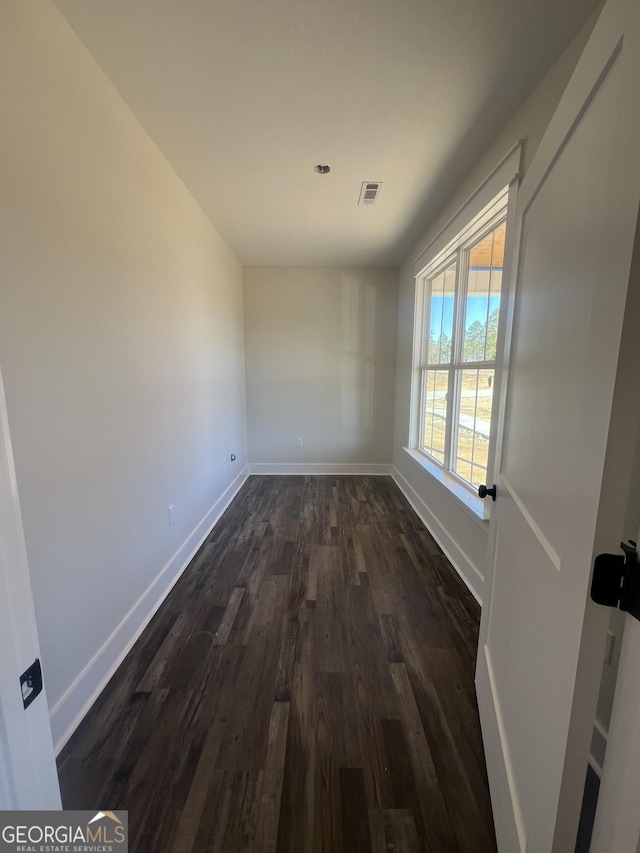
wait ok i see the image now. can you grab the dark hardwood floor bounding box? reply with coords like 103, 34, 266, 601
57, 475, 497, 852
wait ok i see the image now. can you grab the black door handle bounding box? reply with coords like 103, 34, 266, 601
478, 484, 497, 501
20, 659, 43, 710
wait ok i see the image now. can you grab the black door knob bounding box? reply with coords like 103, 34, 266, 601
478, 484, 497, 501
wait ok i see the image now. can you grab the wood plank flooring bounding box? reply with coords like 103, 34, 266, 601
57, 475, 497, 852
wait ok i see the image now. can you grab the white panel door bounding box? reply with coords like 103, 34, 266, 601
475, 0, 640, 850
0, 362, 60, 809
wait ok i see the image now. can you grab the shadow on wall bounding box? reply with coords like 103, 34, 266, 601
341, 273, 376, 433
244, 264, 397, 465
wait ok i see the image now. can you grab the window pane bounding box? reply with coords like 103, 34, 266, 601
454, 369, 494, 488
421, 369, 449, 463
463, 222, 505, 362
427, 263, 456, 364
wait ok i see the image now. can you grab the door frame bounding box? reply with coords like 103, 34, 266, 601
591, 598, 640, 852
0, 360, 60, 809
590, 210, 640, 852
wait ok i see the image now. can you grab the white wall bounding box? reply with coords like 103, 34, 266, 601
244, 266, 398, 472
0, 0, 248, 750
392, 14, 598, 602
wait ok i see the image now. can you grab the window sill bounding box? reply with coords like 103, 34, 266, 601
402, 447, 490, 526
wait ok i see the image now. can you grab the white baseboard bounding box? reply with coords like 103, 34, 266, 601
589, 718, 608, 777
588, 753, 604, 779
50, 466, 249, 754
391, 465, 484, 604
248, 462, 392, 475
476, 645, 526, 853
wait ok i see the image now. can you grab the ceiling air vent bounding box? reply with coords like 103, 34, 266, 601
358, 181, 383, 206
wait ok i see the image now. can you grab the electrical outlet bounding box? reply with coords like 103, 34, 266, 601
168, 505, 175, 526
296, 437, 302, 447
231, 453, 236, 461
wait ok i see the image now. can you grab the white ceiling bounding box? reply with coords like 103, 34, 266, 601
52, 0, 600, 267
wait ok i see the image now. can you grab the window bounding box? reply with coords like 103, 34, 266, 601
411, 190, 509, 505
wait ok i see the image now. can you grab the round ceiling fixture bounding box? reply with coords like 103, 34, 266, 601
314, 164, 330, 174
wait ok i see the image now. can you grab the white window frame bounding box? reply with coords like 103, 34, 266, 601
405, 143, 522, 521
